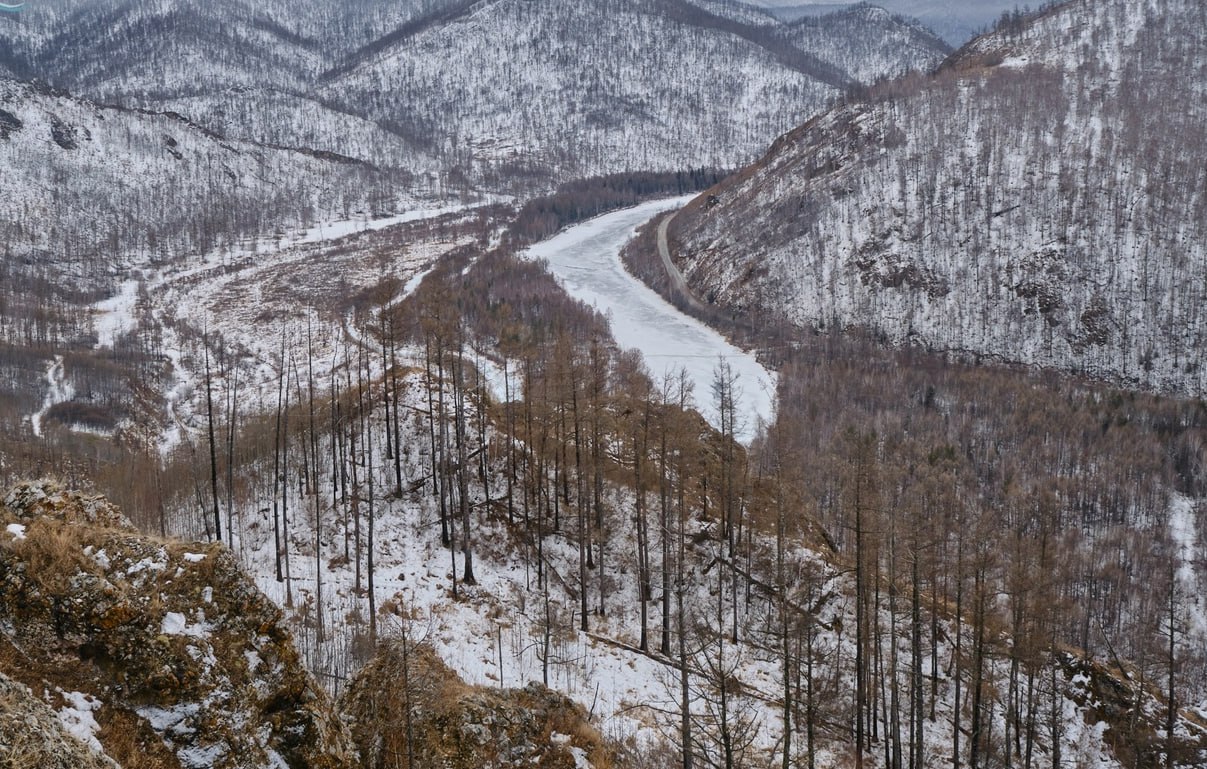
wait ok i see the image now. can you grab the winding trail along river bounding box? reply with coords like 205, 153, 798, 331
524, 197, 776, 444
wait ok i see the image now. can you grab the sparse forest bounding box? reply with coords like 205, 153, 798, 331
668, 0, 1207, 396
2, 1, 1206, 768
39, 180, 1199, 768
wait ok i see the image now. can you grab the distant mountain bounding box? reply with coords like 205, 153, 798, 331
664, 0, 1207, 396
0, 0, 950, 182
318, 0, 951, 180
0, 76, 394, 306
777, 3, 950, 84
748, 0, 1021, 43
0, 0, 446, 168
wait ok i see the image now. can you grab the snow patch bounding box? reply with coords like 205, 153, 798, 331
5, 523, 25, 541
176, 742, 227, 769
57, 690, 104, 755
568, 745, 593, 769
161, 612, 188, 635
30, 355, 73, 439
161, 611, 211, 638
136, 702, 200, 736
127, 556, 167, 575
93, 279, 141, 349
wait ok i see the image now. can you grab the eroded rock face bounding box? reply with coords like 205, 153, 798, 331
0, 480, 355, 769
341, 640, 614, 769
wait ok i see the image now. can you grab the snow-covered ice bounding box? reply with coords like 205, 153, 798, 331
524, 198, 777, 443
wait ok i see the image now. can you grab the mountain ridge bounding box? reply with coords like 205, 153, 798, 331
1, 0, 950, 180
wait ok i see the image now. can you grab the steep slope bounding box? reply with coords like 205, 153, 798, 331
0, 77, 390, 271
0, 0, 457, 78
0, 480, 354, 769
665, 0, 1207, 396
0, 0, 444, 168
751, 0, 1021, 44
181, 355, 1207, 769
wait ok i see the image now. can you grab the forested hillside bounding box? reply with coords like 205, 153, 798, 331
665, 0, 1207, 396
109, 201, 1207, 769
777, 3, 949, 84
0, 0, 949, 179
319, 0, 949, 179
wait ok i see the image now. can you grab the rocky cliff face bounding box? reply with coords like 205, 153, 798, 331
0, 480, 355, 769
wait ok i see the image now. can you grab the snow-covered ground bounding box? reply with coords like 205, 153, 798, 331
229, 371, 817, 755
219, 368, 1148, 768
524, 199, 777, 444
92, 279, 141, 350
1169, 494, 1207, 674
138, 203, 485, 451
29, 356, 73, 438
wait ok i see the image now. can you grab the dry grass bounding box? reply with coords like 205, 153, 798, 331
96, 707, 182, 769
5, 517, 103, 593
0, 691, 47, 769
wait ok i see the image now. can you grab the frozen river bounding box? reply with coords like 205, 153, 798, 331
524, 197, 777, 444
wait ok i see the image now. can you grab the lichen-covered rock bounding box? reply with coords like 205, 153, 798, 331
4, 479, 134, 530
341, 640, 614, 769
0, 481, 356, 769
0, 671, 118, 769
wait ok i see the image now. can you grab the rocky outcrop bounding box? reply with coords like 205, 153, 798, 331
1057, 652, 1207, 769
341, 640, 613, 769
0, 671, 117, 769
0, 480, 355, 769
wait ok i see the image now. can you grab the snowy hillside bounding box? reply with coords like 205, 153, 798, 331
1, 0, 949, 180
778, 3, 951, 84
0, 77, 396, 273
110, 193, 1207, 769
319, 0, 945, 179
666, 0, 1207, 397
751, 0, 1022, 43
182, 343, 1207, 769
